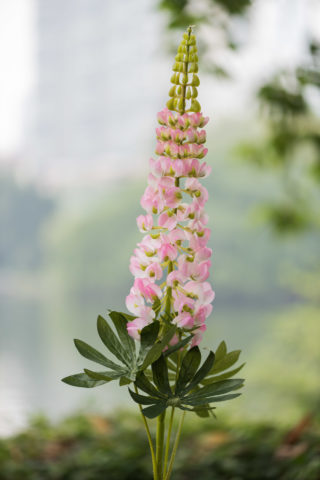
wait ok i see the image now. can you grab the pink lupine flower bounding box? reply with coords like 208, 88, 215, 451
167, 228, 185, 245
186, 227, 211, 250
173, 311, 194, 329
157, 108, 177, 127
127, 67, 215, 341
129, 255, 147, 278
173, 291, 195, 315
177, 255, 210, 282
125, 292, 145, 315
162, 187, 182, 209
127, 306, 155, 340
190, 112, 209, 128
158, 238, 178, 262
177, 113, 191, 130
184, 281, 215, 306
150, 157, 185, 177
184, 158, 211, 178
140, 186, 161, 214
137, 214, 153, 232
195, 246, 212, 262
127, 318, 149, 340
197, 130, 207, 143
190, 326, 207, 347
170, 128, 185, 143
158, 211, 177, 230
167, 270, 186, 287
145, 262, 163, 281
133, 278, 163, 302
138, 235, 161, 258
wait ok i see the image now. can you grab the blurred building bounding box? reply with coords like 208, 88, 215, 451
27, 0, 165, 186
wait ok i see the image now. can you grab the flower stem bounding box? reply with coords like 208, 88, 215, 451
163, 407, 175, 477
165, 261, 173, 315
156, 410, 166, 479
134, 385, 157, 479
164, 411, 186, 480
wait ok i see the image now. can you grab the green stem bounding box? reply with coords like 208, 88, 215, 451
165, 261, 173, 316
164, 411, 186, 480
134, 385, 157, 480
163, 407, 175, 477
156, 410, 166, 479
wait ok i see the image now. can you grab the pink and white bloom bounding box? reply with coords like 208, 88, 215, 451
127, 106, 215, 341
137, 214, 153, 232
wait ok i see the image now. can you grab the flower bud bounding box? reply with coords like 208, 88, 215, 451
190, 99, 201, 113
191, 75, 200, 87
168, 86, 176, 97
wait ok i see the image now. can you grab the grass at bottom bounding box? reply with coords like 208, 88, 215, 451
0, 410, 319, 480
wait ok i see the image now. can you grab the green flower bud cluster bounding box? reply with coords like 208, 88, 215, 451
166, 26, 202, 114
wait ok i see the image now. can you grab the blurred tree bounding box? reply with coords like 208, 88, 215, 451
0, 175, 55, 269
240, 40, 320, 234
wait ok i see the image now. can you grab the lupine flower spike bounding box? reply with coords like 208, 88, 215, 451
63, 26, 245, 480
127, 27, 214, 347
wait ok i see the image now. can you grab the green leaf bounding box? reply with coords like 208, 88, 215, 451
61, 373, 107, 388
141, 326, 176, 369
74, 339, 122, 371
201, 363, 245, 385
193, 406, 210, 417
83, 369, 121, 382
182, 351, 215, 394
167, 358, 177, 372
185, 393, 241, 406
186, 379, 244, 401
163, 335, 193, 357
119, 312, 136, 322
128, 389, 161, 405
97, 315, 130, 366
135, 372, 166, 398
214, 341, 227, 362
209, 350, 241, 375
142, 403, 167, 419
175, 346, 201, 394
119, 377, 131, 386
152, 355, 172, 396
138, 321, 160, 363
109, 311, 136, 362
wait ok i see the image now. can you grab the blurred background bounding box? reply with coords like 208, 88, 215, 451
0, 0, 319, 477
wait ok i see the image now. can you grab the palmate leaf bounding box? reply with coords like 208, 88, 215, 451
175, 346, 201, 393
138, 321, 160, 363
163, 334, 193, 357
180, 351, 215, 395
184, 393, 241, 406
62, 312, 178, 390
186, 378, 245, 402
73, 339, 122, 371
130, 349, 244, 419
61, 372, 108, 388
83, 369, 123, 382
109, 311, 136, 361
141, 325, 176, 369
152, 355, 172, 396
200, 341, 245, 386
97, 315, 130, 366
135, 372, 166, 398
201, 363, 245, 384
